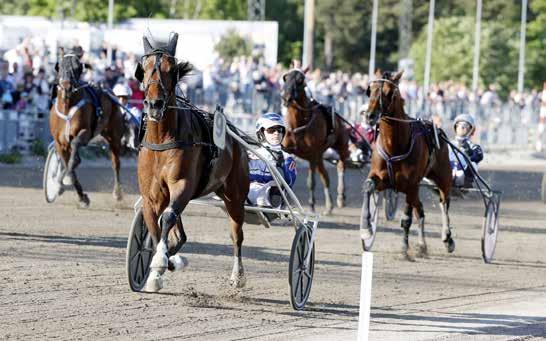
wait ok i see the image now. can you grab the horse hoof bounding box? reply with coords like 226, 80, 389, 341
229, 273, 246, 288
336, 198, 345, 209
62, 175, 74, 186
57, 185, 65, 197
113, 190, 123, 202
416, 244, 428, 258
400, 251, 415, 262
143, 271, 163, 292
78, 194, 90, 208
360, 227, 373, 241
168, 254, 188, 272
444, 238, 456, 253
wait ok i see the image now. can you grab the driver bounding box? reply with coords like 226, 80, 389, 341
248, 112, 297, 207
113, 83, 141, 150
449, 114, 484, 187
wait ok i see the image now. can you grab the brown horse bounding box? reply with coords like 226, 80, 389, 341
134, 33, 249, 292
281, 69, 350, 215
361, 71, 455, 259
49, 50, 124, 207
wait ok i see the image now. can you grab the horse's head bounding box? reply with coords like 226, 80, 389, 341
55, 49, 84, 102
281, 68, 308, 106
135, 33, 192, 121
366, 70, 404, 124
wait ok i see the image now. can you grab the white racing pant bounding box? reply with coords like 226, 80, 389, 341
248, 181, 278, 207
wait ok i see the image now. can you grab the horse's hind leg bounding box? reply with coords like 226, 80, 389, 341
223, 195, 246, 288
68, 129, 91, 207
439, 195, 455, 253
167, 218, 188, 272
316, 160, 333, 215
307, 162, 317, 212
414, 200, 428, 257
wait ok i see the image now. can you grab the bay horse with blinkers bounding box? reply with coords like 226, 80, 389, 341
134, 33, 249, 292
49, 49, 124, 207
361, 71, 455, 259
281, 68, 350, 215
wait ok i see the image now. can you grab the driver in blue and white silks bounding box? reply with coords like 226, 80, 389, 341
248, 112, 297, 207
449, 114, 484, 187
113, 83, 141, 150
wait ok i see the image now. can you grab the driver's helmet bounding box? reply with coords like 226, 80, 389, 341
113, 83, 132, 98
255, 112, 286, 143
453, 114, 476, 136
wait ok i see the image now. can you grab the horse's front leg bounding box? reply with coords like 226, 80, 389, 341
360, 174, 388, 240
108, 141, 123, 201
336, 159, 346, 208
67, 129, 91, 207
316, 160, 333, 215
145, 180, 192, 292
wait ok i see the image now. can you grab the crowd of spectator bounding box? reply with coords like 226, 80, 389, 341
0, 37, 543, 133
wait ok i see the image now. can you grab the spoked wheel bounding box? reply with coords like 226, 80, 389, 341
43, 147, 63, 203
481, 192, 501, 264
383, 189, 399, 221
361, 191, 380, 251
126, 208, 154, 292
289, 223, 315, 310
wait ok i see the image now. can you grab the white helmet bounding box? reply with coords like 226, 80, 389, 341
453, 114, 476, 135
256, 112, 286, 142
113, 83, 132, 97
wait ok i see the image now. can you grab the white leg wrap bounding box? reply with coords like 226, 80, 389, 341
144, 270, 163, 292
150, 240, 169, 270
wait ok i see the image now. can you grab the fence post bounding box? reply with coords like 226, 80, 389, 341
357, 251, 374, 341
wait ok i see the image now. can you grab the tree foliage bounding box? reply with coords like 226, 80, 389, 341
410, 16, 519, 96
213, 29, 252, 62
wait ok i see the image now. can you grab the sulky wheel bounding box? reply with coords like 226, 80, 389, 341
289, 223, 315, 310
126, 208, 154, 292
43, 146, 63, 203
383, 189, 399, 221
361, 191, 380, 251
481, 192, 501, 264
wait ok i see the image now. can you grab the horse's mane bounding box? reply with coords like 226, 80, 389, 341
178, 60, 193, 79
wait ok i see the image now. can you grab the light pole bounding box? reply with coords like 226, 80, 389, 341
302, 0, 315, 68
106, 0, 114, 66
423, 0, 435, 100
368, 0, 378, 79
517, 0, 528, 93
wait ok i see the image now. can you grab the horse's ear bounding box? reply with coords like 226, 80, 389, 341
143, 36, 153, 54
366, 86, 371, 97
54, 62, 59, 73
282, 72, 288, 82
392, 70, 404, 83
302, 66, 310, 74
83, 63, 93, 71
135, 62, 144, 82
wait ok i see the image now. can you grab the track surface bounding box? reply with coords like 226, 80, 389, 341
1, 164, 545, 340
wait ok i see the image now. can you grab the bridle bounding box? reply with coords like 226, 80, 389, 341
140, 51, 176, 121
57, 54, 89, 100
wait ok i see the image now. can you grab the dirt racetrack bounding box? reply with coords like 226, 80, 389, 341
0, 164, 545, 340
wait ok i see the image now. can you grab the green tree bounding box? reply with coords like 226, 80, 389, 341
526, 0, 546, 90
214, 29, 252, 62
410, 16, 519, 97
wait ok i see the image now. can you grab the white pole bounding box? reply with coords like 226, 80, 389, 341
107, 0, 114, 66
423, 0, 435, 98
517, 0, 528, 93
302, 0, 315, 68
368, 0, 378, 79
357, 252, 374, 341
472, 0, 482, 94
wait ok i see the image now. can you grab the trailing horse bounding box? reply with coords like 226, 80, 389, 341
49, 50, 124, 207
281, 69, 350, 215
134, 33, 249, 292
361, 71, 455, 260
